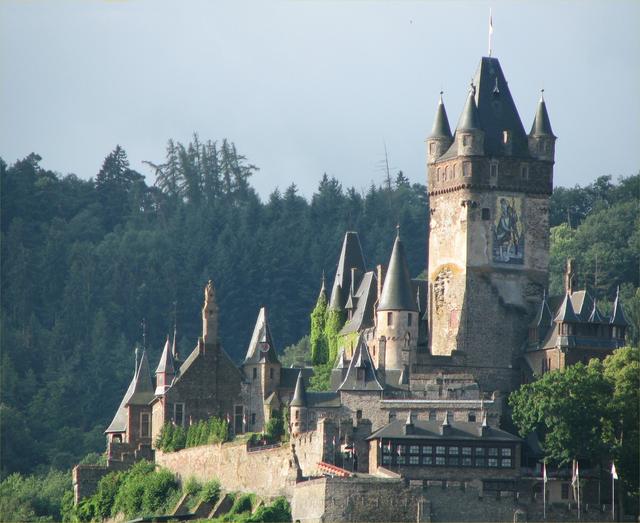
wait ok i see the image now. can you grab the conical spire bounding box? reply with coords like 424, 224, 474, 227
378, 232, 418, 311
329, 231, 366, 310
533, 290, 553, 328
530, 91, 555, 137
429, 92, 453, 139
132, 349, 153, 396
588, 298, 607, 324
244, 307, 279, 364
457, 85, 481, 131
610, 287, 629, 326
554, 293, 580, 323
317, 271, 327, 303
155, 335, 175, 375
290, 370, 306, 407
329, 283, 344, 311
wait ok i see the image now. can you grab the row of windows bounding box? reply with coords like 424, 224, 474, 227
380, 442, 514, 468
382, 454, 512, 468
251, 367, 276, 379
433, 163, 531, 183
382, 444, 511, 457
386, 311, 414, 327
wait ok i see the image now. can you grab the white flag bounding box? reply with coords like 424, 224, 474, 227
489, 10, 493, 35
572, 460, 579, 487
611, 462, 618, 480
543, 462, 547, 483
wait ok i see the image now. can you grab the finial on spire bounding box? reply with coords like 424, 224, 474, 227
439, 90, 444, 103
488, 8, 494, 57
396, 223, 400, 239
540, 88, 545, 101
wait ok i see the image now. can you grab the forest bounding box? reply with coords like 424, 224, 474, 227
0, 136, 638, 498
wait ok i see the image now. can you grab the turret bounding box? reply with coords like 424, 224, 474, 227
528, 90, 556, 162
456, 85, 485, 156
610, 287, 629, 341
427, 92, 453, 163
290, 371, 307, 436
376, 228, 418, 370
202, 280, 218, 345
154, 335, 175, 395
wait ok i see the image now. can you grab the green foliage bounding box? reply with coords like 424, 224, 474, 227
310, 292, 328, 364
199, 479, 221, 505
156, 417, 230, 452
264, 410, 284, 441
308, 362, 332, 392
0, 469, 71, 522
279, 336, 311, 368
230, 493, 256, 515
246, 497, 291, 523
509, 348, 639, 501
324, 308, 345, 367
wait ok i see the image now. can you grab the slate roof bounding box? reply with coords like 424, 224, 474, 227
530, 94, 555, 137
155, 336, 175, 375
367, 419, 521, 442
329, 231, 366, 310
588, 300, 607, 324
378, 234, 418, 312
244, 307, 279, 364
280, 367, 314, 389
570, 290, 595, 321
610, 289, 629, 326
457, 88, 481, 131
339, 271, 377, 335
429, 94, 453, 139
105, 350, 155, 433
329, 283, 344, 311
290, 371, 306, 407
554, 293, 580, 323
338, 336, 384, 391
306, 391, 342, 408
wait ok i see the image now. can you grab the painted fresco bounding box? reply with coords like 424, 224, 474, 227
492, 195, 524, 264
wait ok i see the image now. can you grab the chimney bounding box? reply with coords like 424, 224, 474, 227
564, 258, 575, 294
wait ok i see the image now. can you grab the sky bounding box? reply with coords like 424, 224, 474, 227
1, 0, 639, 199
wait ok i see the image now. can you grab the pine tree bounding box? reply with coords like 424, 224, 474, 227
310, 281, 328, 365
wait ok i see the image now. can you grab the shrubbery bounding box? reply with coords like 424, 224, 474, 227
0, 469, 71, 522
155, 416, 230, 452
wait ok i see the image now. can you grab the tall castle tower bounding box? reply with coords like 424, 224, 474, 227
425, 57, 555, 391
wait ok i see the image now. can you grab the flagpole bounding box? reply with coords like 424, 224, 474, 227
543, 462, 547, 521
488, 8, 493, 57
612, 471, 615, 521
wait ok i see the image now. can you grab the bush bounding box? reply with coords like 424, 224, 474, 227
0, 469, 71, 522
264, 411, 284, 442
247, 497, 291, 523
230, 493, 255, 515
200, 479, 221, 504
156, 416, 230, 452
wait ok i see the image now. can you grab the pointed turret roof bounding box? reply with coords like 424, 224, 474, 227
429, 93, 453, 139
554, 293, 580, 323
335, 347, 348, 369
244, 307, 279, 364
105, 349, 155, 434
329, 283, 344, 311
378, 232, 418, 311
329, 231, 366, 310
457, 87, 481, 131
338, 336, 383, 391
588, 299, 607, 324
530, 92, 555, 137
155, 336, 175, 375
290, 371, 306, 407
345, 291, 355, 311
610, 288, 629, 326
317, 272, 327, 303
532, 291, 553, 329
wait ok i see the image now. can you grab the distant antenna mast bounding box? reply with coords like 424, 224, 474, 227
384, 142, 391, 189
488, 8, 494, 57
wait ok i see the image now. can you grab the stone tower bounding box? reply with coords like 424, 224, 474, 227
425, 56, 555, 392
202, 280, 219, 345
376, 229, 419, 371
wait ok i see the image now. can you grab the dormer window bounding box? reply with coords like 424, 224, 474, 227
462, 134, 472, 146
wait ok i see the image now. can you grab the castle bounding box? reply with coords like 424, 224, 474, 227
74, 55, 629, 521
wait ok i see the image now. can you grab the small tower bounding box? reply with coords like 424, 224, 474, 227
455, 85, 485, 157
154, 335, 175, 395
528, 91, 556, 163
202, 280, 219, 345
610, 287, 629, 341
376, 228, 418, 371
290, 371, 307, 436
427, 92, 453, 163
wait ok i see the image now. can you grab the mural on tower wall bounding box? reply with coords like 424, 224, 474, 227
492, 195, 524, 264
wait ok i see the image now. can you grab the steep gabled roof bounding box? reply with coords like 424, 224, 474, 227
244, 307, 279, 364
554, 293, 580, 323
570, 290, 594, 321
531, 291, 553, 329
472, 56, 529, 157
429, 93, 453, 139
339, 271, 377, 335
338, 336, 383, 391
155, 336, 175, 375
588, 299, 607, 324
105, 349, 154, 434
378, 233, 418, 311
329, 231, 366, 310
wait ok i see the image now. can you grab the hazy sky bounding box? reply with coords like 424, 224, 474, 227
2, 1, 639, 198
